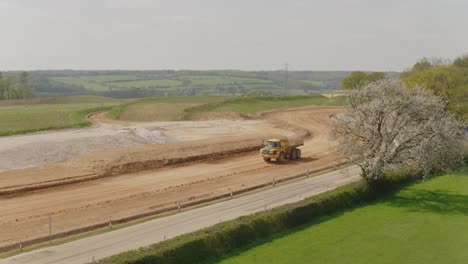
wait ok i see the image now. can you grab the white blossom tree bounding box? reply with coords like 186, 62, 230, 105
332, 79, 465, 183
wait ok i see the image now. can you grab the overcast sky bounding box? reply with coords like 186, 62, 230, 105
0, 0, 467, 71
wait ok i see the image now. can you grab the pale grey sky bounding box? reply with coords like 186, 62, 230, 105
0, 0, 467, 71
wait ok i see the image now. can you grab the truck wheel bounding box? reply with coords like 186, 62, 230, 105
291, 149, 297, 160
277, 152, 285, 163
296, 149, 301, 160
263, 157, 271, 162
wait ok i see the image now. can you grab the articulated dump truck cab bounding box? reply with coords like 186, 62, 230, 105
259, 137, 303, 163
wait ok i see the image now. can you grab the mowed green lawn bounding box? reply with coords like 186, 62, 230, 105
0, 96, 122, 136
218, 170, 468, 264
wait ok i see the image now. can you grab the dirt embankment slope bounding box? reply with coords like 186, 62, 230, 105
0, 106, 342, 250
0, 116, 289, 194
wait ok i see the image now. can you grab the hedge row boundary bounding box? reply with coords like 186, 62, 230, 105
100, 172, 416, 264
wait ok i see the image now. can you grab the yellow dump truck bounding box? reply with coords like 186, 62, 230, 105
260, 137, 303, 162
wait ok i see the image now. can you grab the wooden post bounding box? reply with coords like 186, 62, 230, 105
48, 214, 52, 246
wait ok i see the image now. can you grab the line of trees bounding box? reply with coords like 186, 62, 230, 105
333, 79, 464, 183
341, 54, 468, 121
341, 71, 387, 90
401, 55, 468, 120
0, 71, 34, 100
335, 54, 467, 184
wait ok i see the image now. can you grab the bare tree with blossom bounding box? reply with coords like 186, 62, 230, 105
332, 79, 465, 183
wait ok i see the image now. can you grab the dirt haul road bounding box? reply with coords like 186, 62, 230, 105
0, 106, 342, 250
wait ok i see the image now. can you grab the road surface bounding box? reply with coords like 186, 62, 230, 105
0, 166, 360, 264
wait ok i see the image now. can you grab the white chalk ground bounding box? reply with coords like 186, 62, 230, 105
0, 120, 267, 171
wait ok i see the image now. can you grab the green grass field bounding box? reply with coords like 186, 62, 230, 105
217, 170, 468, 264
50, 77, 111, 91
185, 75, 272, 86
0, 96, 122, 136
108, 79, 183, 89
48, 74, 277, 94
299, 80, 326, 87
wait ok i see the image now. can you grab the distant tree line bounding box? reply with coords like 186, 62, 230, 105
401, 55, 468, 120
0, 71, 34, 100
341, 71, 387, 90
340, 54, 468, 120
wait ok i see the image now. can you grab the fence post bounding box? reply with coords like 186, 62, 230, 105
48, 214, 52, 246
178, 201, 181, 212
19, 241, 22, 253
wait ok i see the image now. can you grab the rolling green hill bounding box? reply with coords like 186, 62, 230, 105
30, 70, 355, 98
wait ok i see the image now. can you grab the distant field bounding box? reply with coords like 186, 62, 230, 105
50, 77, 111, 91
321, 93, 347, 98
108, 79, 183, 89
218, 170, 468, 264
48, 75, 276, 94
241, 83, 283, 90
184, 75, 272, 86
112, 96, 227, 121
299, 80, 326, 87
40, 71, 346, 97
0, 96, 122, 136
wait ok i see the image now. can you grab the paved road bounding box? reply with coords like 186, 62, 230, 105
0, 166, 360, 264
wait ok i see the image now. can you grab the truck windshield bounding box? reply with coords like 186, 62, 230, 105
266, 141, 280, 148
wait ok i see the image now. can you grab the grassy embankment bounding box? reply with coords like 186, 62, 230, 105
181, 94, 347, 120
107, 96, 227, 121
0, 95, 123, 136
98, 167, 467, 264
217, 169, 468, 264
0, 94, 345, 136
107, 94, 346, 122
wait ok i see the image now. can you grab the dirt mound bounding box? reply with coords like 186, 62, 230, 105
0, 115, 274, 172
0, 127, 173, 171
0, 135, 269, 195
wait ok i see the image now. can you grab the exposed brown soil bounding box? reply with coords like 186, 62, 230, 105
0, 106, 342, 250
